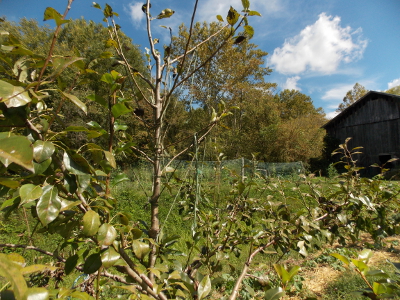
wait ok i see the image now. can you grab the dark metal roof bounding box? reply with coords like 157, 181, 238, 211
322, 91, 400, 129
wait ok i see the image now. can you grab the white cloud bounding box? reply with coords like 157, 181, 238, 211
125, 2, 145, 26
321, 84, 354, 100
326, 111, 339, 119
269, 13, 368, 75
388, 78, 400, 89
283, 76, 301, 90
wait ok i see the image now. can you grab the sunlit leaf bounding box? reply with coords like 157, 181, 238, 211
43, 7, 70, 26
0, 254, 27, 299
104, 151, 116, 169
226, 6, 240, 26
92, 2, 102, 9
197, 275, 211, 300
63, 151, 91, 175
247, 10, 261, 17
82, 210, 101, 236
19, 184, 42, 205
32, 140, 55, 163
0, 79, 31, 107
111, 102, 131, 118
241, 0, 250, 10
60, 90, 87, 114
21, 264, 56, 275
111, 173, 130, 187
37, 185, 61, 226
216, 15, 224, 22
97, 224, 117, 246
156, 8, 175, 19
244, 25, 254, 38
132, 240, 150, 260
330, 253, 350, 266
0, 135, 34, 172
264, 287, 285, 300
50, 56, 83, 78
101, 248, 120, 269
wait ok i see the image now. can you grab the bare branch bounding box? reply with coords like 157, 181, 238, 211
229, 240, 276, 300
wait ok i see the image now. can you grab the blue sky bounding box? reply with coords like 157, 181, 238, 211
1, 0, 400, 118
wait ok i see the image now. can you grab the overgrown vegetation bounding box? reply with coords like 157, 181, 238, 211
1, 1, 400, 300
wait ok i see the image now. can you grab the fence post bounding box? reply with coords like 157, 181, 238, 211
241, 157, 245, 182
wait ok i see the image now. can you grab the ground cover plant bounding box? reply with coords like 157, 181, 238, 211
1, 0, 400, 299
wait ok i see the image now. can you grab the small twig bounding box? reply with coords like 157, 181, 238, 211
229, 240, 276, 300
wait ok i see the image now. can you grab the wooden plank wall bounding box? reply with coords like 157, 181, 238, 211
325, 96, 400, 168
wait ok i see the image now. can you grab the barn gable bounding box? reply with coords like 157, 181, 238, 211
322, 91, 400, 172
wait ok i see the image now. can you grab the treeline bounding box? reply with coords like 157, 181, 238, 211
1, 18, 327, 165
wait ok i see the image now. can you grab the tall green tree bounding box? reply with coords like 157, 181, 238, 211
386, 85, 400, 96
0, 18, 147, 158
336, 82, 368, 112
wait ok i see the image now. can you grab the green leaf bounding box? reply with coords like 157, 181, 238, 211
364, 269, 389, 278
0, 178, 20, 188
19, 184, 43, 205
216, 15, 224, 22
92, 2, 102, 9
21, 264, 56, 275
297, 240, 308, 257
87, 94, 107, 109
373, 282, 391, 295
36, 185, 61, 226
264, 287, 285, 300
50, 56, 83, 78
7, 253, 25, 267
105, 39, 117, 48
83, 253, 102, 274
0, 79, 31, 107
351, 259, 369, 273
248, 10, 262, 17
227, 6, 240, 26
32, 140, 55, 163
274, 264, 289, 284
104, 151, 116, 169
241, 0, 250, 10
111, 173, 129, 187
82, 210, 101, 236
24, 287, 49, 300
33, 158, 52, 175
97, 224, 117, 246
197, 275, 211, 300
43, 7, 70, 26
330, 253, 350, 266
156, 8, 175, 19
63, 151, 91, 175
103, 3, 113, 18
358, 249, 373, 263
65, 254, 79, 275
131, 240, 150, 260
101, 248, 120, 269
0, 135, 34, 172
111, 102, 131, 118
60, 90, 87, 114
101, 73, 114, 84
114, 121, 128, 132
244, 25, 254, 39
0, 254, 27, 300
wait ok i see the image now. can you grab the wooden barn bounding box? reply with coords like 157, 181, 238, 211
322, 91, 400, 173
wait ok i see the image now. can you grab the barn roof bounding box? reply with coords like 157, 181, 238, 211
322, 90, 400, 129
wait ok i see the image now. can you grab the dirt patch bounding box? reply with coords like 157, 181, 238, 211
285, 235, 400, 299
